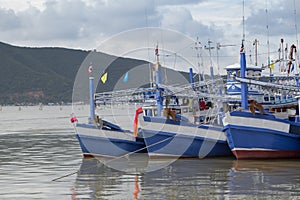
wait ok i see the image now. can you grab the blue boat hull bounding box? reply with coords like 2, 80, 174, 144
75, 123, 146, 158
76, 134, 146, 157
142, 128, 232, 158
223, 111, 300, 159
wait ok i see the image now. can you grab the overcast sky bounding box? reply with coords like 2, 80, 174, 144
0, 0, 299, 73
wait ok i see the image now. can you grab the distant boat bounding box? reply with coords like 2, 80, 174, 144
72, 77, 147, 158
224, 39, 300, 112
222, 43, 300, 159
224, 63, 299, 110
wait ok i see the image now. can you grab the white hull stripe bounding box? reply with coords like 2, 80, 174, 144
223, 112, 290, 133
232, 148, 275, 151
76, 125, 136, 141
140, 121, 226, 141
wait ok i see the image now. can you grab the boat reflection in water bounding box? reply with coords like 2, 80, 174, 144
73, 156, 300, 199
227, 159, 300, 198
73, 156, 233, 199
73, 156, 147, 200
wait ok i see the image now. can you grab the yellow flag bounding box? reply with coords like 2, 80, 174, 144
101, 72, 108, 83
270, 63, 274, 70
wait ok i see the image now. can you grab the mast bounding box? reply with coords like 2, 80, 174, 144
240, 42, 248, 110
293, 0, 299, 75
253, 39, 258, 66
194, 37, 203, 82
155, 44, 163, 116
89, 76, 95, 124
294, 0, 299, 47
205, 39, 215, 80
189, 68, 194, 88
280, 38, 284, 73
265, 0, 271, 75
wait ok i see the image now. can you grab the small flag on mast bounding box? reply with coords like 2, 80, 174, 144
123, 72, 129, 82
101, 72, 108, 83
270, 63, 274, 70
291, 63, 295, 73
155, 45, 158, 56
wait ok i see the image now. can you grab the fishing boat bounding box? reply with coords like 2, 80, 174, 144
72, 76, 147, 158
137, 48, 232, 158
222, 43, 300, 159
140, 114, 231, 158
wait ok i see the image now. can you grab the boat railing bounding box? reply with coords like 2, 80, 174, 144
93, 78, 231, 106
235, 77, 300, 92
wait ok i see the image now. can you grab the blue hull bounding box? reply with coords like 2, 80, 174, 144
224, 125, 300, 159
75, 122, 147, 158
142, 129, 232, 158
76, 134, 146, 158
223, 111, 300, 159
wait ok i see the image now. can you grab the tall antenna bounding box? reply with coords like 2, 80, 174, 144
242, 0, 245, 42
193, 37, 203, 82
204, 39, 215, 80
265, 0, 271, 75
253, 39, 259, 66
294, 0, 299, 73
294, 0, 299, 47
145, 8, 153, 87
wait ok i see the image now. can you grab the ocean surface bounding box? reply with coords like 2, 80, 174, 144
1, 105, 300, 199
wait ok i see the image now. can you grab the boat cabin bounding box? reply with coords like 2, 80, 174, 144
225, 63, 262, 96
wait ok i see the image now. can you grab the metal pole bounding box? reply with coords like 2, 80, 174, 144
89, 77, 95, 123
189, 68, 194, 88
240, 43, 248, 110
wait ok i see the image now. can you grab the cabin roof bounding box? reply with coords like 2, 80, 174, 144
224, 63, 262, 70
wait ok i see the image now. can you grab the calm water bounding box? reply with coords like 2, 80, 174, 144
1, 106, 300, 199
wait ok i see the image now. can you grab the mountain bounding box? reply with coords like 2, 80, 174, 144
0, 42, 194, 105
0, 42, 90, 104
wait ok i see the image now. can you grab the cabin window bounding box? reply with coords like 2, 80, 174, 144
254, 71, 261, 76
146, 109, 153, 116
247, 70, 253, 77
228, 71, 236, 80
264, 96, 269, 102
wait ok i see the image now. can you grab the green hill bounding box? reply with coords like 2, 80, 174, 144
0, 42, 89, 104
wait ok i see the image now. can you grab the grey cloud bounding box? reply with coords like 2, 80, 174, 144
0, 8, 20, 30
0, 0, 223, 48
159, 7, 223, 39
246, 1, 300, 37
156, 0, 205, 6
